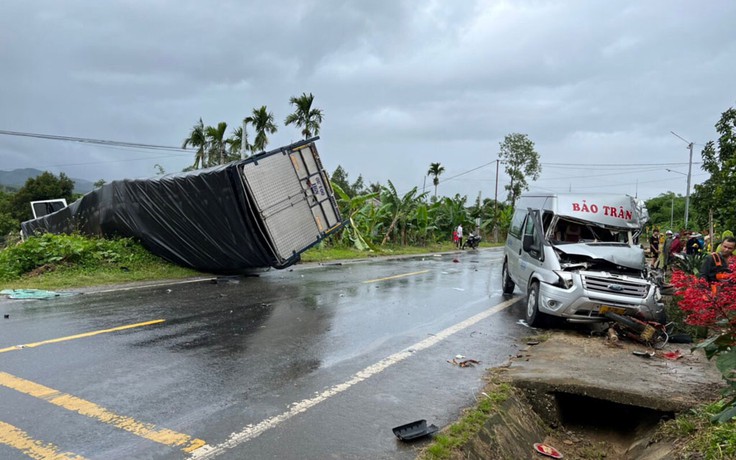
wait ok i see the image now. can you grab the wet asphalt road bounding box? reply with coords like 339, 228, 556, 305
0, 248, 529, 460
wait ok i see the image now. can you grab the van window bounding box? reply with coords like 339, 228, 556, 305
523, 215, 539, 248
522, 212, 544, 259
509, 209, 526, 238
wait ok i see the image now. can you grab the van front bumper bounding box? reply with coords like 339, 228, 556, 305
536, 271, 663, 322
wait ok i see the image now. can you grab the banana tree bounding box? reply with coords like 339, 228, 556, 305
379, 181, 427, 245
332, 182, 379, 250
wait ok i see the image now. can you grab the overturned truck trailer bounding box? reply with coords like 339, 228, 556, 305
21, 138, 343, 273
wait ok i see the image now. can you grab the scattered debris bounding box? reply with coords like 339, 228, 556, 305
0, 289, 77, 300
632, 350, 655, 358
448, 357, 481, 367
533, 442, 563, 459
392, 419, 439, 441
3, 314, 8, 319
526, 341, 540, 346
605, 327, 623, 348
662, 350, 684, 360
452, 258, 460, 263
453, 287, 465, 291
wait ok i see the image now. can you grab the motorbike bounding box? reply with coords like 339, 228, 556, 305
462, 234, 481, 250
602, 309, 670, 349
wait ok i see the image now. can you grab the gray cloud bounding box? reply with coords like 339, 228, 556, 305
1, 0, 734, 203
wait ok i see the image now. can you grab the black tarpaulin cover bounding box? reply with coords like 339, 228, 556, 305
21, 139, 342, 273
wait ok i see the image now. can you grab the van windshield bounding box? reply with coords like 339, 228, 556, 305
548, 218, 631, 244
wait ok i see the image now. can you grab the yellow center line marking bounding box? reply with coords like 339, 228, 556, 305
0, 420, 86, 460
363, 269, 430, 284
0, 319, 166, 354
0, 372, 206, 453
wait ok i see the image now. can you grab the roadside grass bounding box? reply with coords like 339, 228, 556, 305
299, 241, 500, 263
0, 233, 200, 291
418, 379, 513, 460
655, 401, 736, 459
0, 234, 502, 291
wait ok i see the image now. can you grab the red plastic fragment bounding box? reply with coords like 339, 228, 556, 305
533, 442, 563, 459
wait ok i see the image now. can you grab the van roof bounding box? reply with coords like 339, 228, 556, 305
517, 192, 646, 229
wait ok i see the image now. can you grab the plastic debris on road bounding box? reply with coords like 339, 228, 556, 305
448, 357, 481, 367
1, 289, 78, 300
662, 350, 684, 360
392, 419, 439, 441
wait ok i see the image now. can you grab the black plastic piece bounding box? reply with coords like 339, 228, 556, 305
392, 419, 438, 441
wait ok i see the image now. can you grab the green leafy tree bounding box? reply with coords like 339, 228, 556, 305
692, 106, 736, 232
331, 166, 365, 198
182, 118, 208, 169
427, 162, 445, 198
644, 192, 687, 232
93, 179, 107, 189
9, 172, 75, 222
250, 106, 278, 153
284, 92, 323, 139
0, 191, 19, 243
498, 133, 541, 208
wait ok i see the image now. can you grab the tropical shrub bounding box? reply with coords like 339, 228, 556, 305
671, 265, 736, 423
0, 233, 158, 281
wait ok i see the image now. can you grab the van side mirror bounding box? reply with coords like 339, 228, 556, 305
522, 235, 534, 252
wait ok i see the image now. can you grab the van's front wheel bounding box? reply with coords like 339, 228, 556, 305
526, 282, 549, 328
502, 261, 515, 294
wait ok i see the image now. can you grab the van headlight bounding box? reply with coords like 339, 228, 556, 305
553, 271, 574, 289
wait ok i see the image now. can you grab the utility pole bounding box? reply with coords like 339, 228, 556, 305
671, 131, 694, 229
493, 159, 499, 243
240, 119, 248, 160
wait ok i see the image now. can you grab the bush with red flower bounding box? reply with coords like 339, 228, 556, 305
672, 261, 736, 423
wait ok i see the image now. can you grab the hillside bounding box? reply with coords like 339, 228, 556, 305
0, 168, 95, 194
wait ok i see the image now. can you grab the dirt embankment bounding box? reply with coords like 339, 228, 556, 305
468, 331, 724, 460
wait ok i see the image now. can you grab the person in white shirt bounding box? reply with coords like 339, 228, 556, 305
456, 224, 463, 249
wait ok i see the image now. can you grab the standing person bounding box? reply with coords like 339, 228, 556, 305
456, 224, 463, 249
700, 237, 735, 294
686, 232, 702, 255
649, 229, 660, 268
452, 229, 458, 247
661, 230, 674, 270
670, 232, 683, 255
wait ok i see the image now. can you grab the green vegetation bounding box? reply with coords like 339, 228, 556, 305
656, 402, 736, 459
419, 381, 513, 460
300, 241, 491, 263
0, 233, 198, 290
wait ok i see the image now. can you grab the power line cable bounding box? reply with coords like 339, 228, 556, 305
0, 129, 189, 153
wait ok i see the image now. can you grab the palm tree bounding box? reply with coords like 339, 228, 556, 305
284, 92, 324, 139
250, 106, 278, 153
427, 162, 445, 198
182, 118, 207, 169
205, 122, 228, 166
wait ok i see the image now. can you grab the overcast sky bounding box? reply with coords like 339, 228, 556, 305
1, 1, 734, 203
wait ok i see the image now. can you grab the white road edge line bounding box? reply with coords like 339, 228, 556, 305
89, 278, 212, 294
189, 295, 520, 459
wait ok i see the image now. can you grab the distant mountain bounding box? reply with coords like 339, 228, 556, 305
0, 168, 95, 194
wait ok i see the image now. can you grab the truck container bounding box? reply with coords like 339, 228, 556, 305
21, 138, 343, 273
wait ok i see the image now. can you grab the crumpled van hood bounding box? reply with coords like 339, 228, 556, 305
554, 243, 645, 270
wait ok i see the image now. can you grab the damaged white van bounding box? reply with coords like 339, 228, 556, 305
502, 193, 664, 327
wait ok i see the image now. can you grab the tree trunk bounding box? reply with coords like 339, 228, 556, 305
381, 215, 400, 245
